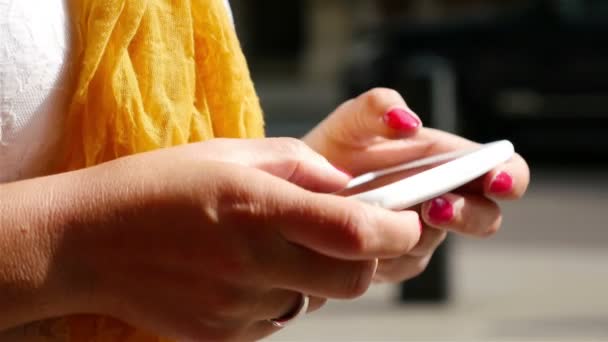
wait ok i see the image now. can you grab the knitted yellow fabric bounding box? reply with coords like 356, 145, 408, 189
49, 0, 264, 340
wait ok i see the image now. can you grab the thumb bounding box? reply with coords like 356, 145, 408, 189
309, 88, 422, 149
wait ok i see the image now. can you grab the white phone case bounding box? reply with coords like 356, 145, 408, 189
347, 140, 515, 210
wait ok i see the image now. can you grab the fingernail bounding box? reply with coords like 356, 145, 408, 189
490, 171, 514, 194
427, 197, 454, 224
383, 108, 421, 132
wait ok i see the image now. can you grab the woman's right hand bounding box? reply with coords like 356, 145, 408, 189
11, 138, 421, 341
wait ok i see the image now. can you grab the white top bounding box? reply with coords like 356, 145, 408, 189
0, 0, 233, 184
0, 0, 71, 183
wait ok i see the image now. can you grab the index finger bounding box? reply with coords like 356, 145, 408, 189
275, 191, 422, 261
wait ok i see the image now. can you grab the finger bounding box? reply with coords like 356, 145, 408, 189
418, 130, 530, 200
421, 193, 502, 237
373, 228, 446, 283
261, 241, 378, 299
186, 138, 351, 193
482, 158, 530, 200
311, 88, 422, 147
277, 193, 422, 260
219, 166, 421, 260
247, 138, 351, 193
408, 227, 447, 258
374, 255, 432, 283
352, 88, 423, 139
254, 290, 327, 321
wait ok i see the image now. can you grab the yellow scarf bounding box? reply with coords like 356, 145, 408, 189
50, 0, 264, 340
60, 0, 264, 171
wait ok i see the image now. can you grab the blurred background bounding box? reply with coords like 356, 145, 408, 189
231, 0, 608, 340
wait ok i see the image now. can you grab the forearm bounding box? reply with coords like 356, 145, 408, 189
0, 172, 89, 330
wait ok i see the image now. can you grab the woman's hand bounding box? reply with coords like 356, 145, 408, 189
0, 138, 422, 341
304, 88, 530, 283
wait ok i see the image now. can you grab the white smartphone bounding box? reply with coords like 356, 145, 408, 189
344, 140, 515, 210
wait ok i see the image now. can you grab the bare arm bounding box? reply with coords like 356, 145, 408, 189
0, 171, 88, 330
0, 139, 421, 340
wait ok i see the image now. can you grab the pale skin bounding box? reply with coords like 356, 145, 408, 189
304, 88, 530, 282
0, 88, 529, 341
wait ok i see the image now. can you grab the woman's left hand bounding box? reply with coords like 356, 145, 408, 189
303, 88, 530, 283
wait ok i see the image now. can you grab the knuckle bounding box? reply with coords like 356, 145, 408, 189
220, 195, 264, 224
338, 208, 370, 255
342, 262, 374, 298
360, 88, 402, 111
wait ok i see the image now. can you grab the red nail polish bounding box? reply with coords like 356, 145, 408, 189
428, 197, 454, 224
383, 108, 421, 132
490, 172, 514, 194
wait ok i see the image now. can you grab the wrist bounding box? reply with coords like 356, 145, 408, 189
0, 171, 102, 329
